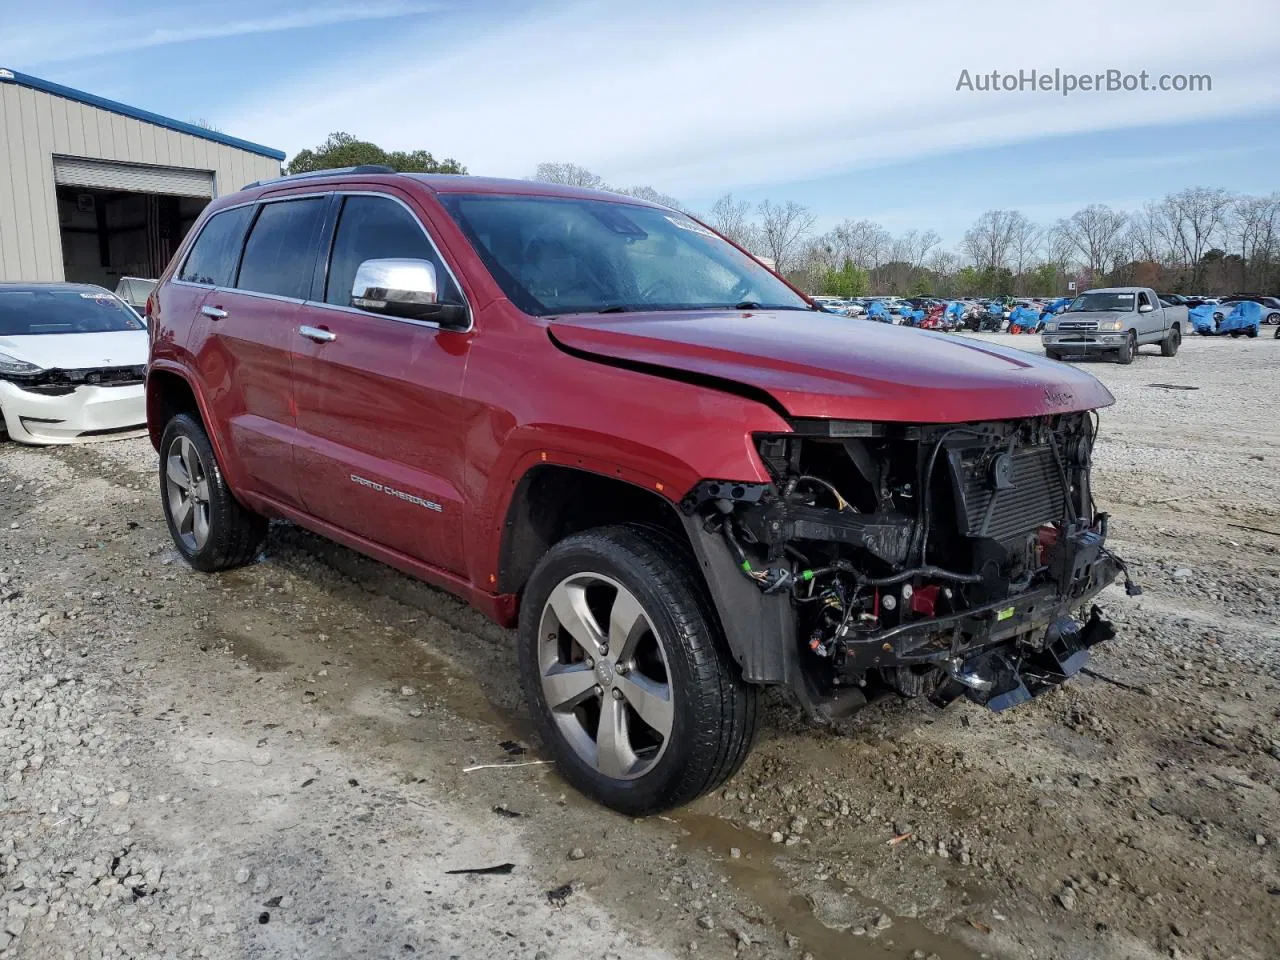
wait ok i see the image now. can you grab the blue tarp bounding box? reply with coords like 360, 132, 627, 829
1009, 305, 1040, 328
1189, 303, 1218, 334
866, 301, 889, 320
1222, 300, 1263, 334
908, 309, 926, 324
945, 301, 965, 319
1044, 297, 1072, 315
986, 301, 1004, 315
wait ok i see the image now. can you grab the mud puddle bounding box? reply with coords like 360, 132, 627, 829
676, 812, 985, 960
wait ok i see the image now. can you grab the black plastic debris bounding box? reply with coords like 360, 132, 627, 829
498, 740, 526, 756
547, 882, 574, 907
263, 896, 283, 908
258, 912, 270, 924
445, 863, 515, 876
1147, 383, 1199, 390
492, 805, 522, 818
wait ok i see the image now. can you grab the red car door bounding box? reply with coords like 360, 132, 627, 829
178, 199, 321, 508
291, 190, 473, 576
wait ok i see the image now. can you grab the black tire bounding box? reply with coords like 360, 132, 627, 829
1274, 324, 1280, 339
1229, 331, 1242, 339
158, 414, 266, 572
1246, 326, 1258, 339
518, 525, 759, 815
1267, 313, 1280, 326
1116, 330, 1136, 365
1160, 324, 1181, 357
1045, 350, 1063, 361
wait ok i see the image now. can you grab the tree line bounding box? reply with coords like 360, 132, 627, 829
710, 187, 1280, 298
283, 136, 1278, 298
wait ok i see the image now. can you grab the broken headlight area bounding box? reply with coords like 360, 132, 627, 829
1, 365, 147, 395
684, 412, 1137, 716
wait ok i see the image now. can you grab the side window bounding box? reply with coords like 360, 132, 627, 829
324, 195, 461, 308
1137, 291, 1151, 308
178, 206, 253, 287
236, 198, 327, 300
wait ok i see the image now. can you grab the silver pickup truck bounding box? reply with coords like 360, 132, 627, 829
1041, 286, 1187, 364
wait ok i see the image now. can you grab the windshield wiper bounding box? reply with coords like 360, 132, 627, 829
596, 305, 631, 313
734, 301, 763, 309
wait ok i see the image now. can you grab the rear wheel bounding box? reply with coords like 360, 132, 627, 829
1246, 326, 1259, 339
1116, 330, 1136, 365
1267, 313, 1280, 325
518, 525, 759, 815
1160, 325, 1181, 357
159, 414, 266, 572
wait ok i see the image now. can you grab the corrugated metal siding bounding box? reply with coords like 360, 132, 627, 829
0, 83, 280, 281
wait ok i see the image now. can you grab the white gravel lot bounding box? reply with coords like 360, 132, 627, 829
0, 330, 1277, 960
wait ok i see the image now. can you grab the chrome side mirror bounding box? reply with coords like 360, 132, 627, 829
351, 258, 467, 328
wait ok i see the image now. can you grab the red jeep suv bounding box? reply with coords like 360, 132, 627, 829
146, 167, 1129, 814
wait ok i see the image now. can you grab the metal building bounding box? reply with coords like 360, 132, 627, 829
0, 68, 283, 286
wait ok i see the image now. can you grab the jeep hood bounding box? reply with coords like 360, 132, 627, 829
549, 310, 1114, 422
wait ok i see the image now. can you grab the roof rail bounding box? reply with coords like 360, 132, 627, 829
241, 164, 397, 190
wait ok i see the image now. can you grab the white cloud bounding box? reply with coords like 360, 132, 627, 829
221, 0, 1278, 194
4, 2, 447, 65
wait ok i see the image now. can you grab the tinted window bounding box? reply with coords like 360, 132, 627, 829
178, 206, 253, 287
0, 288, 146, 336
324, 195, 460, 307
236, 198, 326, 300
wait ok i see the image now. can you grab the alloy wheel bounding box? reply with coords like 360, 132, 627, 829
537, 573, 674, 780
165, 435, 212, 552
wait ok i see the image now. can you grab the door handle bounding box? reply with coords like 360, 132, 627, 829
201, 305, 227, 320
299, 325, 336, 343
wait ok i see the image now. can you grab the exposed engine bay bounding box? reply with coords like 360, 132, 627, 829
683, 412, 1137, 716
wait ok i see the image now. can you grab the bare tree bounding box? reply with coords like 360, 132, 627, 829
825, 219, 891, 270
614, 184, 685, 211
528, 162, 607, 189
756, 200, 817, 274
1148, 187, 1233, 285
1008, 218, 1042, 291
961, 210, 1024, 272
908, 229, 942, 269
926, 249, 959, 277
706, 193, 757, 249
1057, 204, 1129, 281
1043, 224, 1075, 276
1228, 193, 1280, 291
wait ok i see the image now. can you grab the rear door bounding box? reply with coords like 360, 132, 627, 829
188, 194, 328, 507
291, 190, 473, 575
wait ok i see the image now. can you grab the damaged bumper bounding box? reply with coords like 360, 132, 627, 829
0, 378, 146, 445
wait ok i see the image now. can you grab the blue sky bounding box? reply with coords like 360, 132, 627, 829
4, 0, 1277, 244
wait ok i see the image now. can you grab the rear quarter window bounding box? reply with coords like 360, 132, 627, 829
178, 206, 254, 287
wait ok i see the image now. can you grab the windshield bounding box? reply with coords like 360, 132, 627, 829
1066, 292, 1135, 313
0, 288, 146, 336
437, 194, 810, 316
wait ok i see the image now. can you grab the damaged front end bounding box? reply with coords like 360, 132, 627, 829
681, 412, 1137, 719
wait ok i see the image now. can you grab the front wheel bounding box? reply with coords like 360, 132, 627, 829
1160, 325, 1181, 357
1246, 326, 1259, 339
518, 526, 759, 815
1116, 330, 1136, 365
159, 414, 266, 572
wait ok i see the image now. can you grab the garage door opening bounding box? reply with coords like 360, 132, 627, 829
54, 156, 214, 289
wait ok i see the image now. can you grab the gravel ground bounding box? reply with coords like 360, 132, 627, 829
0, 332, 1277, 960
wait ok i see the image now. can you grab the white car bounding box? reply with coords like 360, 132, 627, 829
0, 283, 149, 445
